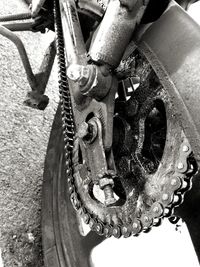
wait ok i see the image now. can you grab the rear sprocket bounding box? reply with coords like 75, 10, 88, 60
67, 50, 196, 238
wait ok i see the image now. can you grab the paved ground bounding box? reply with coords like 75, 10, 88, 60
0, 1, 58, 266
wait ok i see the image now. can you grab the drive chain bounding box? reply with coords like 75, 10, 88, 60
54, 0, 195, 238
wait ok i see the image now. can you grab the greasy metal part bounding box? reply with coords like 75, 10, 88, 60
78, 118, 108, 182
60, 0, 87, 65
55, 0, 196, 239
59, 0, 88, 105
0, 25, 37, 90
76, 117, 117, 205
134, 1, 200, 166
0, 12, 31, 22
60, 0, 117, 151
89, 0, 149, 67
67, 63, 113, 100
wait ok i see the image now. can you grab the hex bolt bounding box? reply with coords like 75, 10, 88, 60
67, 64, 82, 82
67, 64, 91, 86
104, 185, 117, 206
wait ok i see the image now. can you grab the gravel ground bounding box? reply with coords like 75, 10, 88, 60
1, 2, 200, 267
0, 1, 58, 266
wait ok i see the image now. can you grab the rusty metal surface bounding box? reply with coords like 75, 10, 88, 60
135, 1, 200, 165
89, 0, 149, 67
0, 13, 56, 109
54, 0, 198, 239
0, 12, 32, 22
0, 24, 37, 89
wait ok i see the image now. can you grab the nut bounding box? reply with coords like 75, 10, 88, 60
67, 64, 91, 86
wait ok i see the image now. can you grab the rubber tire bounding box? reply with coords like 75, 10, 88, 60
42, 106, 104, 267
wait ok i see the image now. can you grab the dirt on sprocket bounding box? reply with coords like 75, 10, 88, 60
0, 1, 58, 266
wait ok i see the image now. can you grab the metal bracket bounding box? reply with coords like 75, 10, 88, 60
0, 24, 56, 110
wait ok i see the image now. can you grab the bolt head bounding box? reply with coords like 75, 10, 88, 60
67, 64, 91, 86
67, 64, 82, 81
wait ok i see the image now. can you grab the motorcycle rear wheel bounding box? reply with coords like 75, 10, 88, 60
42, 106, 104, 267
